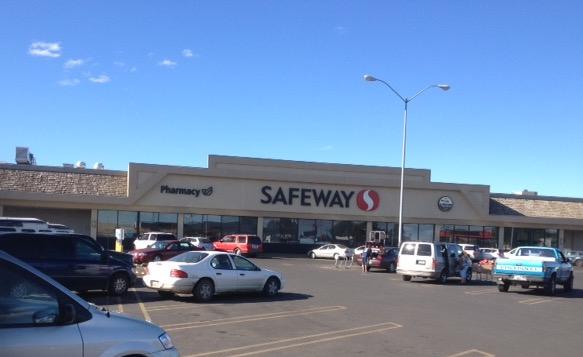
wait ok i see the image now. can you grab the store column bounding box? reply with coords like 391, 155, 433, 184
177, 213, 184, 238
90, 209, 98, 239
498, 227, 504, 249
257, 217, 264, 239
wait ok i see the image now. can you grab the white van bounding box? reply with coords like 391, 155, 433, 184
0, 217, 52, 234
397, 241, 468, 283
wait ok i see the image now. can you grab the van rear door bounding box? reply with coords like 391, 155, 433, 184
414, 243, 435, 272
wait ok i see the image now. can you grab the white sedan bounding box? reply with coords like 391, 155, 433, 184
181, 236, 214, 251
143, 251, 285, 301
308, 244, 350, 259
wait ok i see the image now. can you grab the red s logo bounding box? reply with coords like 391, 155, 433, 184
356, 190, 379, 211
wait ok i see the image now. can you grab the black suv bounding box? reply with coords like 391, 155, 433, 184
0, 233, 135, 295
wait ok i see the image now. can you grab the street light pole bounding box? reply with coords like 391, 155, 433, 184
364, 75, 449, 248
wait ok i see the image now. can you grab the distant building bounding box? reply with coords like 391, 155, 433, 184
1, 155, 582, 252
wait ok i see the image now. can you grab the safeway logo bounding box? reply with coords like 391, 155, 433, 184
356, 189, 380, 211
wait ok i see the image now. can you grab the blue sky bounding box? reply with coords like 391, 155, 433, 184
1, 1, 582, 197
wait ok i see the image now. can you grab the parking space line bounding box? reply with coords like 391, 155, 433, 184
131, 288, 151, 322
148, 304, 209, 312
116, 296, 124, 313
518, 298, 552, 305
163, 305, 347, 332
185, 322, 402, 357
464, 288, 496, 296
447, 349, 495, 357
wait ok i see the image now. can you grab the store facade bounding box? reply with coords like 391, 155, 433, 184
1, 155, 582, 252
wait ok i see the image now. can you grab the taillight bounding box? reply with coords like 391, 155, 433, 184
396, 257, 399, 268
432, 259, 436, 270
170, 269, 188, 278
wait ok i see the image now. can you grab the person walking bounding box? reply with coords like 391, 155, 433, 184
362, 243, 371, 272
458, 251, 472, 284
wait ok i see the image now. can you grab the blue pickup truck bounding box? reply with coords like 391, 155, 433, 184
493, 246, 574, 295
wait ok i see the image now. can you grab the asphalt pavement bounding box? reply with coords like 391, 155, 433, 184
85, 256, 583, 357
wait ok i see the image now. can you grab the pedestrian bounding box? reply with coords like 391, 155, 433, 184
458, 251, 472, 284
362, 243, 371, 272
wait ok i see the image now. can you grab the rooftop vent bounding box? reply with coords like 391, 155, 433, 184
93, 162, 104, 170
514, 189, 538, 197
74, 161, 86, 169
63, 163, 74, 168
15, 147, 36, 165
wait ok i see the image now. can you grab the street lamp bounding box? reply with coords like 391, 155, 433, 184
364, 74, 449, 248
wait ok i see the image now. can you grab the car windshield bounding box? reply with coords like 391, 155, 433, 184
199, 238, 211, 243
170, 251, 208, 263
158, 234, 176, 241
150, 241, 170, 249
519, 248, 555, 258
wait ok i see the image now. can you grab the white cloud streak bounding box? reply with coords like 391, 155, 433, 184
182, 49, 193, 58
64, 59, 84, 69
58, 78, 80, 87
29, 42, 62, 58
88, 75, 111, 84
159, 59, 177, 68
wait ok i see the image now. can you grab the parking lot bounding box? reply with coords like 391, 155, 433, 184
85, 256, 583, 357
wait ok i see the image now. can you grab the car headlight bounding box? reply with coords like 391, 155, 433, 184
158, 332, 174, 350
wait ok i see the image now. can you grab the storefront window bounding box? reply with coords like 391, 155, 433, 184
316, 220, 333, 243
482, 226, 498, 248
205, 215, 221, 241
298, 219, 317, 244
97, 210, 117, 250
545, 229, 558, 247
279, 218, 298, 243
419, 224, 434, 242
221, 216, 239, 235
184, 214, 204, 237
508, 228, 559, 248
439, 225, 454, 243
402, 224, 418, 241
239, 216, 258, 235
453, 225, 470, 244
118, 211, 138, 239
333, 221, 366, 246
263, 217, 280, 243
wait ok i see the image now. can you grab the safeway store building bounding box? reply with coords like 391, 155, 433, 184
1, 155, 582, 252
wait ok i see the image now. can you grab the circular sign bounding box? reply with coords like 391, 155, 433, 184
437, 196, 454, 212
356, 189, 380, 212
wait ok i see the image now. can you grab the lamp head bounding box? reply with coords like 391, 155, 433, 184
437, 84, 450, 91
363, 74, 377, 82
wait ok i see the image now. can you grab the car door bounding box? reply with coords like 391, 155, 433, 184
231, 255, 264, 291
69, 237, 110, 291
0, 259, 84, 357
208, 254, 237, 292
320, 245, 333, 258
162, 242, 179, 260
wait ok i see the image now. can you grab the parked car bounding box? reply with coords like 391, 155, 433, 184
130, 240, 203, 264
307, 244, 350, 260
565, 250, 583, 267
397, 241, 468, 283
353, 245, 365, 256
0, 250, 178, 357
0, 233, 136, 296
493, 246, 573, 295
213, 234, 263, 256
143, 251, 284, 301
133, 232, 177, 250
458, 244, 481, 261
355, 247, 399, 272
181, 236, 214, 251
479, 247, 500, 260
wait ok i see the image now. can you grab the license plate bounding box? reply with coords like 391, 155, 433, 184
416, 260, 426, 265
513, 275, 527, 281
150, 280, 160, 288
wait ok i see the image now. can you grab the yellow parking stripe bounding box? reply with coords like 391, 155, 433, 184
163, 306, 347, 332
185, 322, 402, 357
131, 288, 151, 322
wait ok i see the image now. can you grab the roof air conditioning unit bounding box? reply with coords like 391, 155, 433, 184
74, 161, 86, 169
93, 162, 104, 170
63, 163, 74, 168
15, 147, 36, 165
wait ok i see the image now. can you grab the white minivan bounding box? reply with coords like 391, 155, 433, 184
397, 241, 468, 283
0, 250, 179, 357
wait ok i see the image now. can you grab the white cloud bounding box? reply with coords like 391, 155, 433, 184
129, 66, 137, 72
29, 42, 61, 58
64, 59, 84, 69
113, 61, 126, 67
182, 49, 193, 58
58, 78, 80, 87
334, 26, 347, 35
159, 59, 177, 68
319, 145, 334, 151
88, 75, 111, 84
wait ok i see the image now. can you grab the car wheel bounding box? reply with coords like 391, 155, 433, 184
564, 274, 574, 293
309, 252, 316, 259
153, 255, 162, 262
465, 268, 473, 283
498, 281, 510, 292
158, 290, 174, 299
263, 277, 280, 297
439, 270, 448, 284
402, 275, 412, 282
193, 279, 214, 302
544, 275, 557, 296
333, 253, 339, 260
108, 274, 129, 296
387, 262, 396, 273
